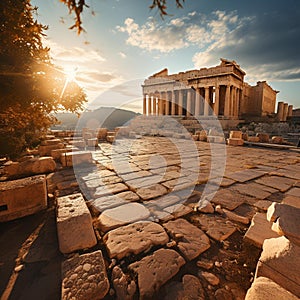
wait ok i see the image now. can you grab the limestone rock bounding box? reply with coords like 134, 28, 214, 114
0, 175, 47, 222
61, 250, 110, 300
222, 208, 249, 224
56, 193, 97, 253
163, 218, 210, 260
190, 214, 236, 242
199, 271, 220, 285
256, 236, 300, 297
227, 138, 244, 146
112, 266, 136, 300
103, 221, 169, 259
244, 213, 279, 248
163, 274, 205, 300
97, 203, 150, 232
245, 277, 298, 300
3, 157, 56, 178
129, 248, 185, 299
60, 151, 93, 167
136, 184, 168, 200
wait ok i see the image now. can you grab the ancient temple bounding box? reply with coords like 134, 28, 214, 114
142, 59, 281, 120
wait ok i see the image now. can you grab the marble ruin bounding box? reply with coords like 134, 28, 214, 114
142, 58, 293, 122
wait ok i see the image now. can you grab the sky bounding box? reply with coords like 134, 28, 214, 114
31, 0, 300, 113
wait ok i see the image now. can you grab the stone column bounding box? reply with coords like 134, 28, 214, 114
230, 86, 236, 117
195, 88, 201, 116
276, 102, 284, 121
170, 91, 176, 115
186, 90, 192, 116
178, 90, 183, 115
164, 92, 169, 115
204, 87, 210, 116
143, 95, 147, 115
214, 86, 220, 116
148, 95, 152, 115
159, 93, 163, 115
236, 89, 241, 118
152, 96, 157, 115
224, 85, 231, 117
283, 103, 289, 121
288, 105, 293, 117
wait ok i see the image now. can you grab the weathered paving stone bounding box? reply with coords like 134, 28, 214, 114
219, 208, 249, 224
103, 221, 169, 259
0, 175, 47, 222
146, 195, 181, 209
56, 193, 97, 253
190, 214, 236, 242
253, 200, 273, 211
93, 183, 128, 198
210, 189, 247, 210
225, 169, 266, 182
256, 236, 300, 297
88, 195, 127, 216
116, 191, 140, 202
136, 184, 168, 200
163, 218, 210, 260
231, 182, 277, 199
163, 274, 205, 300
286, 187, 300, 197
126, 175, 163, 190
128, 248, 185, 299
255, 176, 296, 192
112, 266, 136, 300
282, 195, 300, 208
61, 151, 93, 167
163, 204, 193, 218
244, 212, 279, 248
61, 250, 110, 300
97, 203, 150, 232
245, 276, 299, 300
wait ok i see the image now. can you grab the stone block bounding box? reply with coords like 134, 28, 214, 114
256, 236, 300, 297
97, 128, 108, 140
242, 133, 248, 141
247, 136, 260, 142
256, 133, 270, 143
4, 157, 56, 177
51, 148, 72, 161
0, 175, 47, 222
60, 151, 93, 167
267, 203, 300, 246
244, 213, 280, 248
107, 135, 115, 143
191, 134, 199, 141
38, 143, 64, 156
227, 138, 244, 146
61, 250, 109, 300
271, 136, 284, 144
229, 131, 243, 139
207, 136, 225, 143
245, 277, 298, 300
41, 138, 62, 146
70, 140, 85, 148
56, 193, 97, 253
87, 138, 98, 147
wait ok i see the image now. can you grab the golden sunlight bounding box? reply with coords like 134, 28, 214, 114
64, 67, 78, 82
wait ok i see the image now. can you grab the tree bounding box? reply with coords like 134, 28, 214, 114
0, 0, 87, 158
60, 0, 185, 34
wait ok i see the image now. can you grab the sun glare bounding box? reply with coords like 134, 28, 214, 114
65, 67, 77, 82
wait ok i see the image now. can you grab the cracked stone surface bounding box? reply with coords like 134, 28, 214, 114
163, 218, 210, 260
129, 248, 185, 299
103, 221, 169, 259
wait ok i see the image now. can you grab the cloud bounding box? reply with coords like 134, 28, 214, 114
192, 9, 300, 82
119, 51, 127, 58
116, 11, 241, 53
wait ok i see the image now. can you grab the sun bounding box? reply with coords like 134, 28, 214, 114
64, 67, 78, 82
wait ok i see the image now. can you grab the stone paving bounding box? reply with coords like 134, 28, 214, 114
51, 136, 300, 299
1, 135, 300, 299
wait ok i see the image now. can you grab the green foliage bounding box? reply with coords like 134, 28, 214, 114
0, 0, 87, 158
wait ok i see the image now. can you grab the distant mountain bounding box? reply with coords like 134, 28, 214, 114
52, 107, 140, 130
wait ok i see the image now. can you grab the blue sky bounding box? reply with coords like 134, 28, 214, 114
32, 0, 300, 112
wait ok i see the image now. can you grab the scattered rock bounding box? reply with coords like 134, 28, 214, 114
199, 271, 220, 285
112, 266, 136, 300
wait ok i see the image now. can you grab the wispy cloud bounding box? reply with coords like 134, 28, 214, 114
116, 11, 242, 53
